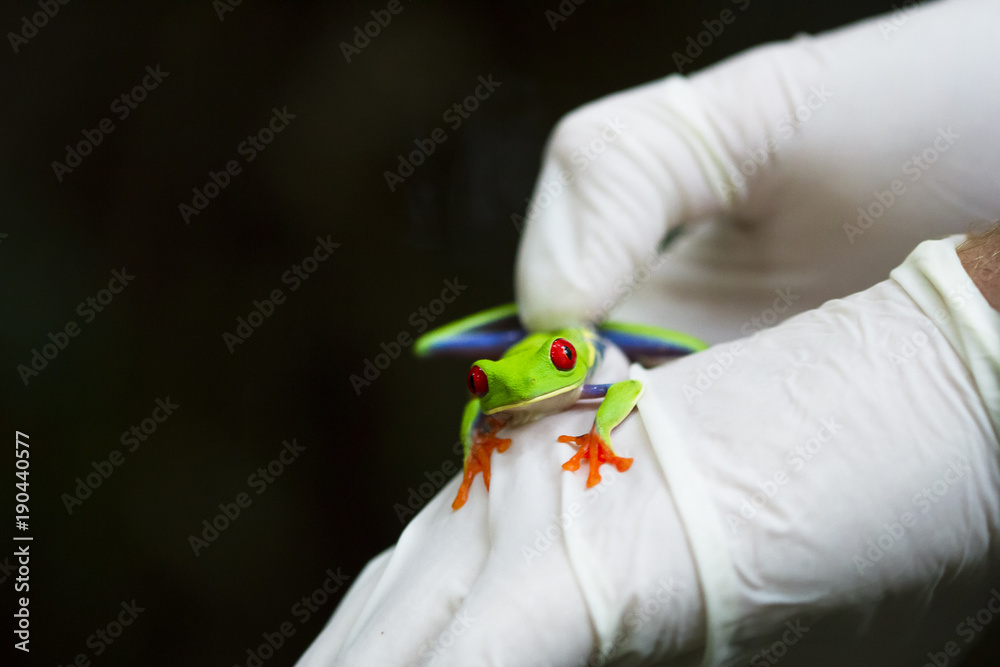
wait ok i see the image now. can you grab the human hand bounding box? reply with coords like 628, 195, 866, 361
297, 1, 1000, 664
296, 341, 710, 666
516, 0, 1000, 341
297, 234, 1000, 666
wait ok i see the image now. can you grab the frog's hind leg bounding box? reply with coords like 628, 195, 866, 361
558, 380, 642, 487
597, 321, 707, 364
414, 304, 525, 360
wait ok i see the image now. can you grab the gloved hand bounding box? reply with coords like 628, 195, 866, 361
298, 1, 1000, 664
516, 0, 1000, 341
297, 236, 1000, 666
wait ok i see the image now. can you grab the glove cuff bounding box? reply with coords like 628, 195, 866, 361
891, 235, 1000, 443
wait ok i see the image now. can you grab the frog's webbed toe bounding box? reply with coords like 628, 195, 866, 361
452, 430, 511, 510
558, 426, 633, 488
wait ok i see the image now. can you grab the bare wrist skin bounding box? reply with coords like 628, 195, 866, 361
957, 223, 1000, 312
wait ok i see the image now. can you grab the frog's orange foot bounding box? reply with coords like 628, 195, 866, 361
558, 427, 632, 488
452, 432, 512, 510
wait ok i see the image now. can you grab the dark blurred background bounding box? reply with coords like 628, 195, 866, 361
1, 1, 997, 665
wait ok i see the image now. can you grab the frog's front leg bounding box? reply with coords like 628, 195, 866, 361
558, 380, 642, 487
452, 399, 511, 510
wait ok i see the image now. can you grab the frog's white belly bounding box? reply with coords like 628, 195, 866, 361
498, 385, 585, 428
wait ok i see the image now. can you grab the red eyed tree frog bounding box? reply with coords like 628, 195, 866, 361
415, 304, 707, 510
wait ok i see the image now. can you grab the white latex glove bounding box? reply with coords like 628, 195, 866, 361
298, 237, 1000, 666
299, 2, 1000, 664
516, 0, 1000, 341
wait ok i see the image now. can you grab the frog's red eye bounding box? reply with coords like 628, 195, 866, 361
467, 365, 489, 396
550, 338, 576, 371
